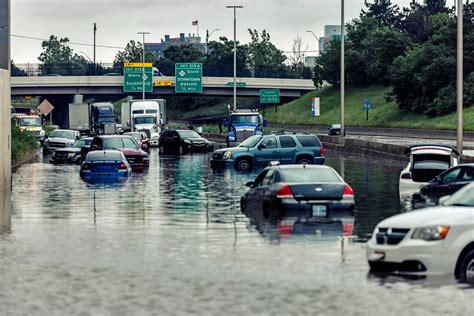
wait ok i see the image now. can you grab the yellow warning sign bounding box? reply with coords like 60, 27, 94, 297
154, 80, 173, 87
124, 62, 153, 68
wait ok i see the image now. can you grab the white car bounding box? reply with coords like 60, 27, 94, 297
367, 183, 474, 281
399, 145, 459, 203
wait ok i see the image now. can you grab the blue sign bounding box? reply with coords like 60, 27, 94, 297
363, 98, 372, 110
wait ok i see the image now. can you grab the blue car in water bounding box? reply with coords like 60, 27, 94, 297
80, 150, 131, 179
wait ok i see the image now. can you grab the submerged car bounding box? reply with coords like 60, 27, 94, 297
158, 129, 213, 154
80, 150, 131, 178
367, 182, 474, 281
82, 135, 149, 168
328, 124, 341, 136
49, 137, 92, 164
43, 129, 81, 152
211, 133, 325, 171
240, 164, 355, 231
399, 145, 459, 202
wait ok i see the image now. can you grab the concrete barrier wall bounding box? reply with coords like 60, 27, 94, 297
0, 69, 11, 191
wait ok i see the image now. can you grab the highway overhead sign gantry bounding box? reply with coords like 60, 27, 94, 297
259, 89, 280, 103
175, 63, 202, 93
123, 62, 153, 93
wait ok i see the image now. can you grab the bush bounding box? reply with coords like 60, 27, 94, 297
11, 124, 39, 163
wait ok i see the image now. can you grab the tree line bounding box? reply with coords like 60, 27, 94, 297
313, 0, 474, 116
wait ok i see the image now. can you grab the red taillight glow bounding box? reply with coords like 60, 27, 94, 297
119, 163, 127, 170
343, 223, 354, 236
401, 172, 411, 180
320, 145, 325, 156
82, 163, 91, 170
276, 185, 293, 199
278, 223, 293, 235
343, 184, 354, 198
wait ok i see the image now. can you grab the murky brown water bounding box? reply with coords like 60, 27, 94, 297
0, 151, 472, 315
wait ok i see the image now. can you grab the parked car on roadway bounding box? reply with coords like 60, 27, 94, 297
328, 124, 341, 136
367, 182, 474, 282
43, 129, 81, 153
49, 137, 92, 164
210, 133, 325, 171
399, 145, 459, 202
419, 164, 474, 206
82, 135, 149, 167
125, 131, 150, 153
158, 129, 213, 154
80, 150, 131, 178
240, 164, 355, 232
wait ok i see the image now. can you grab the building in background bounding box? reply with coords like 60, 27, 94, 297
304, 56, 317, 68
319, 25, 348, 53
145, 33, 205, 58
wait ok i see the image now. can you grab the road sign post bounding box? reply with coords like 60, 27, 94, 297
123, 62, 153, 93
363, 98, 371, 121
175, 63, 202, 93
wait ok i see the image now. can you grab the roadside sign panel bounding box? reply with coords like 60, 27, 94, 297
175, 63, 202, 93
311, 97, 320, 117
260, 89, 280, 103
123, 62, 153, 93
226, 82, 246, 87
37, 99, 54, 116
154, 80, 173, 87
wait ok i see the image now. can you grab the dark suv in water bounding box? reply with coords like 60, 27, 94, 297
210, 133, 325, 171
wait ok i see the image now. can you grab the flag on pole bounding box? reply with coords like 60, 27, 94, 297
192, 20, 198, 26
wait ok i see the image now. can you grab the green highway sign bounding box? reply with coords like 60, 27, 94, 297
123, 62, 153, 93
226, 82, 246, 87
175, 63, 203, 93
260, 89, 280, 103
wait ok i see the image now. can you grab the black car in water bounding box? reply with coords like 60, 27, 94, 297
49, 137, 93, 164
240, 164, 355, 232
419, 164, 474, 205
158, 129, 213, 154
328, 124, 341, 136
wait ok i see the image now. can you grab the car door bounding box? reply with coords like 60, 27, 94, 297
278, 136, 297, 164
160, 131, 173, 149
254, 169, 275, 216
254, 137, 279, 165
428, 167, 462, 199
450, 166, 474, 193
246, 169, 268, 213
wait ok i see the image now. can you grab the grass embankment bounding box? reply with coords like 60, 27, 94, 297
264, 86, 474, 131
11, 125, 39, 165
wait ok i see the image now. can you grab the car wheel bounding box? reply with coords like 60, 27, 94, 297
297, 157, 312, 165
459, 249, 474, 283
236, 158, 252, 172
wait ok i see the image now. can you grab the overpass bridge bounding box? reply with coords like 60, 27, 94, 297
11, 76, 315, 97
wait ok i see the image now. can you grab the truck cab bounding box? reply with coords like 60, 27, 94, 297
14, 114, 45, 143
90, 102, 116, 135
127, 99, 167, 146
224, 109, 267, 147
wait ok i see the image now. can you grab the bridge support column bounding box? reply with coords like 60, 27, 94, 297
0, 0, 12, 226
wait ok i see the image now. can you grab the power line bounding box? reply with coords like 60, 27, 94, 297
11, 34, 126, 49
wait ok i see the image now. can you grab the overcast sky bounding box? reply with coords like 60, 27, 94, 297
11, 0, 416, 64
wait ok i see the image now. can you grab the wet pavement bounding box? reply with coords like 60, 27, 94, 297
0, 150, 473, 315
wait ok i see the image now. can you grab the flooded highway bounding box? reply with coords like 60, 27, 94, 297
1, 150, 472, 315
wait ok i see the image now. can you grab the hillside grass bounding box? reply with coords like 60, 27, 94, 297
264, 86, 474, 131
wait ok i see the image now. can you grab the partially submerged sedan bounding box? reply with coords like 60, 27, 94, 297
80, 150, 131, 178
50, 137, 92, 165
367, 182, 474, 282
240, 164, 355, 235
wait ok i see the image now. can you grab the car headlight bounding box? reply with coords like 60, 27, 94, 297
68, 153, 76, 158
184, 139, 192, 144
411, 226, 449, 241
223, 151, 233, 159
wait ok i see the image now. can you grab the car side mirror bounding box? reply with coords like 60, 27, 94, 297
257, 143, 266, 150
263, 119, 268, 127
438, 195, 451, 205
245, 181, 254, 187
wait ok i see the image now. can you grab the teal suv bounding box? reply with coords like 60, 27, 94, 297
210, 133, 325, 171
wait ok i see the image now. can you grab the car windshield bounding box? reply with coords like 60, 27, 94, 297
231, 114, 260, 124
98, 117, 115, 124
280, 168, 341, 183
125, 133, 141, 141
86, 151, 123, 162
74, 139, 91, 148
177, 130, 201, 139
134, 117, 156, 125
443, 184, 474, 206
18, 117, 41, 126
49, 130, 76, 139
239, 135, 262, 148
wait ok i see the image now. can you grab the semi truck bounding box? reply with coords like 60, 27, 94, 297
224, 109, 267, 147
68, 99, 116, 135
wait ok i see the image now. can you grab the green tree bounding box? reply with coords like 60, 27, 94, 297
361, 0, 402, 28
156, 44, 205, 76
247, 29, 287, 78
11, 60, 26, 76
113, 40, 157, 73
313, 41, 341, 87
38, 35, 88, 75
205, 37, 250, 77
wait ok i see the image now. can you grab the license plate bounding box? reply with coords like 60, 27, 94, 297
312, 205, 327, 217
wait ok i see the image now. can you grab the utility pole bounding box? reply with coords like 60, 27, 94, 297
456, 0, 463, 155
137, 31, 150, 100
340, 0, 345, 137
93, 23, 97, 75
227, 5, 243, 111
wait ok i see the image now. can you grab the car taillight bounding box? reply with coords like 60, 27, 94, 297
82, 163, 91, 170
343, 184, 354, 198
119, 163, 127, 169
343, 223, 354, 236
276, 185, 293, 199
320, 145, 324, 156
401, 172, 411, 180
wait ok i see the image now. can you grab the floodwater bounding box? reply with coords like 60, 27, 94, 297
0, 151, 472, 315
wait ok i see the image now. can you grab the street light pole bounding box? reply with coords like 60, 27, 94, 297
227, 5, 243, 112
456, 0, 463, 155
205, 28, 221, 56
137, 31, 150, 100
305, 30, 320, 48
93, 23, 97, 75
340, 0, 345, 137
